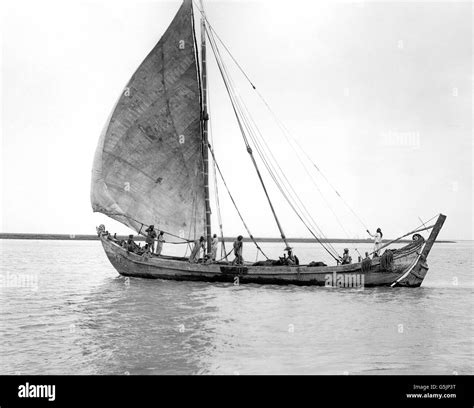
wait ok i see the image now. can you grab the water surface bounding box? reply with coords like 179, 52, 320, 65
1, 239, 472, 375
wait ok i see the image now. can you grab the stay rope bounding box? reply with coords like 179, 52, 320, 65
104, 213, 193, 243
205, 24, 290, 251
204, 23, 340, 262
194, 4, 369, 236
207, 75, 228, 260
207, 143, 269, 260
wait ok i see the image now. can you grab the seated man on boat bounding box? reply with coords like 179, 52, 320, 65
126, 234, 140, 253
138, 243, 154, 258
231, 235, 244, 265
135, 243, 145, 255
279, 253, 288, 265
341, 248, 352, 265
367, 227, 383, 257
96, 224, 106, 236
145, 225, 158, 253
189, 236, 205, 263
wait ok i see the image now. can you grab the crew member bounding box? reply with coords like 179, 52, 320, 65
145, 225, 158, 253
189, 236, 205, 263
341, 248, 352, 264
156, 231, 165, 256
286, 247, 299, 265
232, 235, 244, 265
367, 227, 383, 257
126, 234, 139, 253
211, 234, 219, 261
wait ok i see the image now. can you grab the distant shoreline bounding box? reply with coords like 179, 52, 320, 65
0, 233, 456, 244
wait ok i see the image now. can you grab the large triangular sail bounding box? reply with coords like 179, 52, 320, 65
91, 0, 205, 240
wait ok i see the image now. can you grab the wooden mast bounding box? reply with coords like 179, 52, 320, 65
200, 0, 212, 255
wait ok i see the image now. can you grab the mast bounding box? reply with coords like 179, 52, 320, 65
200, 0, 212, 254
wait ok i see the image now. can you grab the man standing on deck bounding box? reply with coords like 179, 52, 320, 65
211, 234, 219, 261
367, 228, 383, 257
189, 236, 205, 263
145, 225, 157, 253
232, 235, 244, 265
286, 247, 299, 265
156, 231, 165, 256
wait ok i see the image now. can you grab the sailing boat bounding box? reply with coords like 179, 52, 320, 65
91, 0, 446, 288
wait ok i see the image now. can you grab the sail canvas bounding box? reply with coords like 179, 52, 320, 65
91, 0, 205, 239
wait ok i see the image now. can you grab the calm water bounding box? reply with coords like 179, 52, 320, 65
0, 239, 472, 375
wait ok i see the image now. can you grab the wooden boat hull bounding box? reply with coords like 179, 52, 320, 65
99, 215, 445, 288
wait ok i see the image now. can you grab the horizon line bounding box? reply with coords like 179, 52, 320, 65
0, 232, 458, 243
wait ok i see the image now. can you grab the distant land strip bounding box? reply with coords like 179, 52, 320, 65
0, 233, 455, 244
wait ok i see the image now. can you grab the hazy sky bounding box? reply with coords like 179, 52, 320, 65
1, 0, 472, 240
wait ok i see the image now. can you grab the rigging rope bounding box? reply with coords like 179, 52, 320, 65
207, 142, 269, 260
236, 92, 342, 258
105, 213, 193, 243
413, 213, 440, 232
194, 5, 369, 235
199, 12, 341, 259
204, 23, 341, 262
205, 22, 340, 260
295, 144, 369, 231
369, 220, 437, 256
204, 24, 290, 250
207, 73, 228, 260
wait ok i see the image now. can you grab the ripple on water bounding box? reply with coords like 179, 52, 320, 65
0, 240, 473, 374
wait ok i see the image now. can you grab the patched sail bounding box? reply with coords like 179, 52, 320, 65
91, 0, 205, 240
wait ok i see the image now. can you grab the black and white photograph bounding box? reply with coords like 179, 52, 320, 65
0, 0, 472, 404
